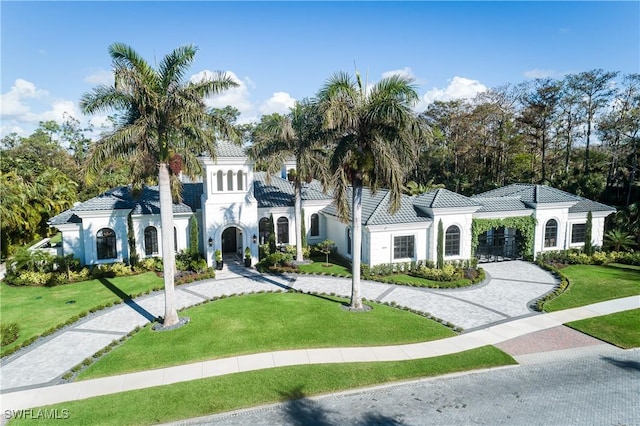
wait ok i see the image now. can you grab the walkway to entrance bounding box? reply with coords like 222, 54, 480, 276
1, 261, 556, 392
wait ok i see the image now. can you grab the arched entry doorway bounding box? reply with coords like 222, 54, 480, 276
221, 227, 241, 256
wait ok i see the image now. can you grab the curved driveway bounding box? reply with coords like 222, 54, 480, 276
0, 260, 556, 392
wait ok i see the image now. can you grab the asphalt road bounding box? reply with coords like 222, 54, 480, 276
173, 348, 640, 426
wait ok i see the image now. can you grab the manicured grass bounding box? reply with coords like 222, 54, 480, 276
377, 274, 471, 288
14, 346, 515, 425
298, 262, 351, 276
543, 264, 640, 312
0, 272, 163, 356
566, 309, 640, 349
78, 292, 456, 379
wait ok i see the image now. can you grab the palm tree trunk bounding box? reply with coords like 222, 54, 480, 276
294, 180, 304, 262
351, 178, 363, 310
159, 163, 179, 327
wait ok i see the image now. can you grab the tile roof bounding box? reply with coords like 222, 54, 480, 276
472, 183, 615, 213
472, 197, 530, 213
253, 172, 332, 208
413, 188, 480, 209
215, 141, 248, 158
48, 184, 200, 226
322, 187, 432, 226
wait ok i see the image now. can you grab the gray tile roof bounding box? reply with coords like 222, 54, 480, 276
215, 141, 248, 158
253, 172, 332, 208
472, 197, 530, 213
414, 189, 480, 209
322, 187, 432, 226
472, 183, 615, 213
48, 184, 200, 226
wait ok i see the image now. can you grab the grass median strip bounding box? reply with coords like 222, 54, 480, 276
11, 346, 515, 425
543, 264, 640, 312
566, 308, 640, 349
78, 292, 456, 380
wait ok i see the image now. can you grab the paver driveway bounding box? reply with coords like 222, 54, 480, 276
0, 260, 556, 392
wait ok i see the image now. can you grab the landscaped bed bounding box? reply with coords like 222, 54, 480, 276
10, 346, 515, 426
77, 292, 457, 380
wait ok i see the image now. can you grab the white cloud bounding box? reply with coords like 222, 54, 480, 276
418, 76, 488, 109
191, 70, 255, 117
524, 69, 556, 79
0, 79, 48, 119
259, 92, 296, 115
0, 78, 83, 138
382, 67, 417, 81
84, 69, 113, 85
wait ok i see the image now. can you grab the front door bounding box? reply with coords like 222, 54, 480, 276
222, 227, 238, 254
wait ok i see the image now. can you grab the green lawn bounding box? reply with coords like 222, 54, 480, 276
12, 346, 515, 425
0, 272, 163, 356
298, 262, 351, 276
78, 292, 456, 379
567, 308, 640, 349
543, 264, 640, 312
377, 273, 471, 288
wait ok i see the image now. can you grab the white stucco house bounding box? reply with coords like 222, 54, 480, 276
48, 142, 616, 268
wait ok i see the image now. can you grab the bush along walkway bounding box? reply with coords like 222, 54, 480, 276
2, 260, 555, 392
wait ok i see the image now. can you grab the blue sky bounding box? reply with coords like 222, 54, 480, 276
1, 1, 638, 139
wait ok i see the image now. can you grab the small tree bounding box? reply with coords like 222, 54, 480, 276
437, 220, 444, 269
316, 239, 336, 266
189, 215, 199, 256
268, 213, 276, 254
583, 211, 593, 255
301, 208, 307, 250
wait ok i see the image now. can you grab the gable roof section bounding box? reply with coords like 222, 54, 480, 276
322, 187, 432, 226
472, 183, 615, 213
471, 196, 530, 213
48, 184, 201, 226
253, 172, 332, 208
413, 188, 480, 210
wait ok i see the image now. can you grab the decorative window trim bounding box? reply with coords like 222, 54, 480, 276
445, 225, 461, 256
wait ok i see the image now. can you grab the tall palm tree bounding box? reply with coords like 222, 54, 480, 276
317, 71, 423, 309
81, 43, 239, 327
249, 100, 329, 262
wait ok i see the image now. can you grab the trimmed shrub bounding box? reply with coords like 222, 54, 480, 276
1, 323, 20, 346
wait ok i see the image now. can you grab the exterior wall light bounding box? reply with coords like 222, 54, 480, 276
208, 237, 213, 247
252, 234, 257, 244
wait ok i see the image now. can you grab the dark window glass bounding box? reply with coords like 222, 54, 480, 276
394, 235, 415, 259
545, 219, 558, 248
144, 226, 158, 255
310, 214, 319, 237
571, 223, 586, 244
96, 228, 117, 260
445, 225, 460, 256
277, 217, 289, 244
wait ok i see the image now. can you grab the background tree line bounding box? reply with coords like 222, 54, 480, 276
2, 69, 638, 259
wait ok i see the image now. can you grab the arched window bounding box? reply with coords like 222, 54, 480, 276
227, 170, 234, 191
277, 217, 289, 244
259, 217, 271, 244
544, 219, 557, 248
310, 213, 319, 237
96, 228, 117, 260
144, 226, 158, 256
216, 171, 223, 191
347, 227, 352, 255
445, 225, 460, 256
237, 170, 244, 191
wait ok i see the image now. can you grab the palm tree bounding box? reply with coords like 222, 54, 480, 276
248, 100, 329, 262
81, 43, 239, 327
317, 71, 423, 309
604, 229, 636, 252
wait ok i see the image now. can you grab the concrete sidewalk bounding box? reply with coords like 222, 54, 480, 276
0, 260, 556, 392
1, 295, 637, 413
